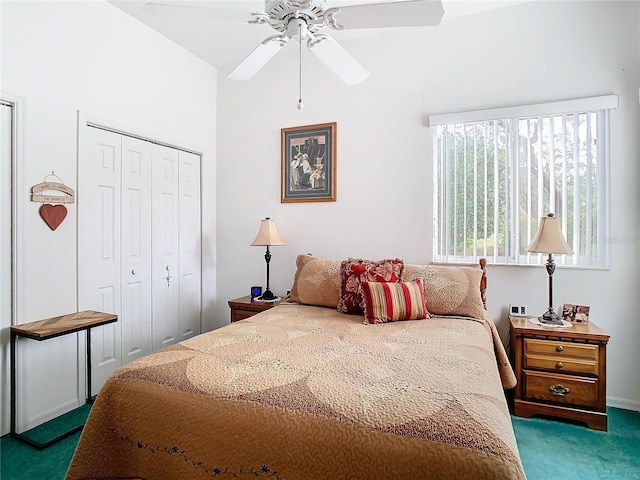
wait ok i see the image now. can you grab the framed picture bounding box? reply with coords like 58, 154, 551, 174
281, 122, 336, 203
561, 303, 590, 323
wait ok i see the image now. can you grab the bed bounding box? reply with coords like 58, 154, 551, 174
66, 255, 526, 480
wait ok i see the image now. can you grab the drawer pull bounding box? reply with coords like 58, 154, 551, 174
556, 362, 563, 369
549, 384, 570, 396
556, 345, 564, 352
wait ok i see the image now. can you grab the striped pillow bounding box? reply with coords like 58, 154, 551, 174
360, 279, 429, 324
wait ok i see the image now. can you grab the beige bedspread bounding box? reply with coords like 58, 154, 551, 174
66, 304, 525, 480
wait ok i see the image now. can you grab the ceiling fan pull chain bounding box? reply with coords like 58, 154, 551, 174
297, 23, 304, 110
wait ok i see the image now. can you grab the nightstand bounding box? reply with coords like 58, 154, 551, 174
509, 315, 610, 431
228, 295, 282, 323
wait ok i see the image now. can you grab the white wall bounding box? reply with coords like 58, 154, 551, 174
217, 1, 640, 409
0, 0, 217, 435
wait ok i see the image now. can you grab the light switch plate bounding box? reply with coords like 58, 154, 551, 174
509, 304, 528, 316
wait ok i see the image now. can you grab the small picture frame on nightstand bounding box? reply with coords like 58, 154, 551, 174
561, 303, 590, 323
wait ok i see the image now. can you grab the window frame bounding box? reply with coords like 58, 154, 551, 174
429, 95, 617, 269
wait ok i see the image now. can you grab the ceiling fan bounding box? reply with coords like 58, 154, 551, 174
143, 0, 445, 86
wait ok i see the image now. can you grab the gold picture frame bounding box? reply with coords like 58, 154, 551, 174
281, 122, 336, 203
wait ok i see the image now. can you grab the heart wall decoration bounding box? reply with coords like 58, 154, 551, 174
39, 204, 68, 231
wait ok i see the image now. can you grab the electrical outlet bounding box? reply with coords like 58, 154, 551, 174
509, 304, 528, 316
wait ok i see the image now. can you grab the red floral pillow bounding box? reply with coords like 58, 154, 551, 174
337, 258, 404, 314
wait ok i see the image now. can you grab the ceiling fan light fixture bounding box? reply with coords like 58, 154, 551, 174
265, 0, 328, 35
287, 17, 310, 40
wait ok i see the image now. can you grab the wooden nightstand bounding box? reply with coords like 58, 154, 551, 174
509, 315, 610, 431
228, 295, 282, 323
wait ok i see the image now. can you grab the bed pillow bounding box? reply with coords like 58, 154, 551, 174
402, 263, 485, 320
338, 258, 404, 314
360, 279, 429, 324
289, 254, 342, 308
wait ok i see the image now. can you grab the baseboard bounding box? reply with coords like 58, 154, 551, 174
607, 396, 640, 412
24, 398, 80, 433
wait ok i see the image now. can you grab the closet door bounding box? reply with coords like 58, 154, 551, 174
78, 127, 122, 395
151, 144, 180, 350
120, 136, 152, 363
178, 150, 201, 339
79, 124, 202, 394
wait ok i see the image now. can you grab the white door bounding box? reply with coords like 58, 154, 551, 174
78, 127, 122, 396
178, 150, 201, 340
78, 123, 202, 390
152, 144, 180, 350
120, 136, 152, 363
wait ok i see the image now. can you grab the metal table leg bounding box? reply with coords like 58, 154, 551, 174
10, 332, 86, 450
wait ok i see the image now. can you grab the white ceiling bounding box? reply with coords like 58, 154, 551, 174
109, 1, 530, 76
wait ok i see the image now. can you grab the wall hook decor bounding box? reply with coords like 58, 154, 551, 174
31, 171, 75, 231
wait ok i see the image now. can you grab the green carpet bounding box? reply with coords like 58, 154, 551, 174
1, 404, 91, 480
513, 407, 640, 480
1, 406, 638, 479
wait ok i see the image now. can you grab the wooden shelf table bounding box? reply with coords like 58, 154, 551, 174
10, 310, 118, 449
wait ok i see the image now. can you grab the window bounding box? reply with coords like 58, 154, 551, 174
430, 95, 617, 268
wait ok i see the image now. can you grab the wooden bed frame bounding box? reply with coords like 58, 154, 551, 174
480, 258, 487, 309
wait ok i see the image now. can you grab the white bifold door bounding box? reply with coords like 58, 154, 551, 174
151, 144, 201, 350
78, 126, 201, 396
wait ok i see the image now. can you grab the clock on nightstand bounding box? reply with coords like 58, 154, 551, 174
509, 315, 610, 431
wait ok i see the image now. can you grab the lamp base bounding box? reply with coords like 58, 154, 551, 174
256, 289, 280, 302
539, 308, 564, 326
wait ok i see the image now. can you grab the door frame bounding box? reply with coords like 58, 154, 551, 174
1, 93, 25, 436
78, 112, 204, 156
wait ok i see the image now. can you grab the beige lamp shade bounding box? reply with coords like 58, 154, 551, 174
527, 214, 573, 255
251, 217, 285, 246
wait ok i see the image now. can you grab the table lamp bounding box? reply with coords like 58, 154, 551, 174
527, 213, 574, 325
251, 217, 285, 301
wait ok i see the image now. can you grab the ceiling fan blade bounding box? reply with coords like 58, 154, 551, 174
142, 2, 257, 23
228, 35, 289, 81
329, 0, 444, 29
307, 34, 370, 85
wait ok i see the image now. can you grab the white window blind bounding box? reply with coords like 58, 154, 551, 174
430, 95, 617, 268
